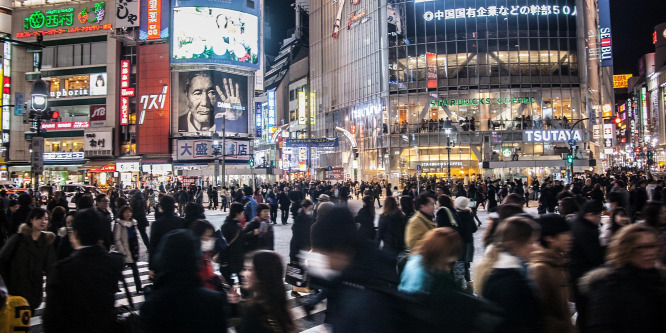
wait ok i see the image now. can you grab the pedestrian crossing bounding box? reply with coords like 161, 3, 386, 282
29, 262, 328, 332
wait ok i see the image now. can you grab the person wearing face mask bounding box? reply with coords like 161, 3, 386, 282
0, 207, 56, 313
475, 216, 542, 333
289, 199, 314, 264
189, 219, 226, 292
113, 205, 143, 294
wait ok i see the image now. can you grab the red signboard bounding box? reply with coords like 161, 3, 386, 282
136, 44, 171, 155
119, 60, 131, 125
147, 0, 161, 40
40, 121, 89, 130
89, 164, 116, 172
89, 105, 106, 126
426, 52, 438, 88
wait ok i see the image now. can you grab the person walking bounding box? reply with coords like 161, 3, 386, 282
148, 196, 185, 275
267, 190, 279, 224
404, 194, 437, 250
289, 199, 314, 263
0, 207, 56, 312
113, 205, 143, 294
43, 208, 125, 332
376, 196, 407, 256
454, 197, 478, 293
355, 196, 377, 243
227, 251, 296, 333
129, 191, 150, 248
278, 187, 291, 225
219, 203, 246, 283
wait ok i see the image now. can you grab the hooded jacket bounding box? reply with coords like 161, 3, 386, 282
578, 265, 666, 333
404, 211, 436, 250
529, 248, 575, 333
0, 223, 56, 310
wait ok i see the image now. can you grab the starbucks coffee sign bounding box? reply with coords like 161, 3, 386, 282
430, 97, 536, 107
523, 129, 583, 143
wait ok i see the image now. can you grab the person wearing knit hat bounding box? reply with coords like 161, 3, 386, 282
453, 195, 477, 292
530, 214, 575, 333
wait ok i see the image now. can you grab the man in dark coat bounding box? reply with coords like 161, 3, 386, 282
288, 186, 304, 220
130, 191, 150, 248
278, 187, 291, 225
149, 196, 185, 272
9, 193, 32, 235
569, 200, 605, 331
94, 194, 114, 251
43, 209, 125, 333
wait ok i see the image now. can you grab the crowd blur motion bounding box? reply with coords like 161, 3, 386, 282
0, 171, 664, 332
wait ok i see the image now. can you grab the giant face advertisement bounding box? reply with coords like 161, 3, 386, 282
172, 7, 259, 68
178, 71, 248, 135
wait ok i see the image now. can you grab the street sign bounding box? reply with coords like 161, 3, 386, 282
416, 165, 421, 172
327, 166, 333, 171
567, 139, 577, 147
31, 137, 44, 174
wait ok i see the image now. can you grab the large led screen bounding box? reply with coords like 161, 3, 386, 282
172, 7, 259, 69
178, 71, 249, 135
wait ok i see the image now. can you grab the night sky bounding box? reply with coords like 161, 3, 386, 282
264, 0, 296, 58
610, 0, 666, 75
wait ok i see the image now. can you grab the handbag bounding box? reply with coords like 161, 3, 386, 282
114, 274, 141, 333
285, 262, 308, 287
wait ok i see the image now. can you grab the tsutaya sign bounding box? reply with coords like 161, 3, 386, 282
430, 97, 535, 107
523, 129, 583, 143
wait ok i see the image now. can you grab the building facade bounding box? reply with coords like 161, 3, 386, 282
310, 0, 612, 184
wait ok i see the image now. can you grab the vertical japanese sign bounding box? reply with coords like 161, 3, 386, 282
119, 60, 132, 125
310, 91, 316, 125
598, 0, 613, 67
255, 102, 262, 137
2, 42, 11, 145
115, 0, 139, 28
297, 91, 306, 125
147, 0, 161, 39
426, 52, 437, 88
267, 89, 276, 140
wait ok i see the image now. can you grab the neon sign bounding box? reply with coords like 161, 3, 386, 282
23, 2, 106, 30
424, 4, 576, 22
119, 60, 131, 125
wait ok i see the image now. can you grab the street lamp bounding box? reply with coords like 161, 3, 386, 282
31, 78, 49, 113
445, 128, 452, 184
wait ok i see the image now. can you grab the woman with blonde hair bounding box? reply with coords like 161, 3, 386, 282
399, 228, 462, 295
580, 224, 666, 332
475, 216, 541, 333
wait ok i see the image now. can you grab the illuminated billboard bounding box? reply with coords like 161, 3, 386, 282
613, 74, 632, 89
177, 71, 248, 135
172, 7, 259, 68
139, 0, 170, 40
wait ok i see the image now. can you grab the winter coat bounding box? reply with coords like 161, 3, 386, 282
355, 206, 376, 242
113, 218, 139, 264
376, 211, 407, 255
96, 206, 114, 251
9, 205, 31, 235
243, 217, 274, 252
482, 252, 541, 333
455, 209, 477, 263
43, 245, 124, 332
130, 193, 149, 228
0, 223, 56, 310
148, 212, 185, 270
579, 265, 666, 333
219, 217, 246, 274
290, 210, 314, 262
399, 254, 459, 296
529, 249, 575, 333
570, 216, 605, 286
404, 211, 436, 250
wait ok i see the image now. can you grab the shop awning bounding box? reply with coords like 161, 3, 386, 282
82, 160, 116, 172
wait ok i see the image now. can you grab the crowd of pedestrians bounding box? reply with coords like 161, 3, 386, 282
0, 171, 663, 332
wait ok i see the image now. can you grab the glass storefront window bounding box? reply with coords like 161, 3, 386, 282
45, 139, 84, 153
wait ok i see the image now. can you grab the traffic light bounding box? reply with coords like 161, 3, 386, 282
567, 154, 573, 164
635, 147, 641, 153
271, 160, 276, 167
249, 157, 254, 167
614, 117, 621, 125
44, 109, 59, 120
648, 151, 653, 159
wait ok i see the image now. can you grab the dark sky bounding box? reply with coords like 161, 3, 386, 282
264, 0, 296, 58
611, 1, 666, 75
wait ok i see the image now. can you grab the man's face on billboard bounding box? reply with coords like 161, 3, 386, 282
187, 75, 216, 126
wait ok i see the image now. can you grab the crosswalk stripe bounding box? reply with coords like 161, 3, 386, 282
30, 261, 327, 332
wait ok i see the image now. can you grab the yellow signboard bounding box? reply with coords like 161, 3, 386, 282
613, 74, 632, 89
